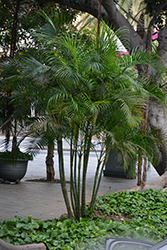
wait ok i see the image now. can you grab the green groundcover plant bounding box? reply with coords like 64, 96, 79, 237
1, 189, 167, 249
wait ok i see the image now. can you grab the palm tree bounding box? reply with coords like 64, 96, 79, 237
6, 14, 165, 219
43, 20, 166, 219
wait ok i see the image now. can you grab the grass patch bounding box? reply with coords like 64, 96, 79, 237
1, 189, 167, 249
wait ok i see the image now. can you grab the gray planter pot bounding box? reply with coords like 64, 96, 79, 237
104, 149, 136, 178
104, 149, 126, 178
0, 158, 28, 183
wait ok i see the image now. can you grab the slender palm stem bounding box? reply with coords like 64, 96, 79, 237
57, 137, 73, 218
76, 151, 82, 220
81, 125, 92, 217
70, 136, 76, 216
73, 128, 79, 214
90, 147, 110, 210
90, 155, 102, 209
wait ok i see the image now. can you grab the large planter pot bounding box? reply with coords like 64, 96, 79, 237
103, 149, 127, 178
103, 149, 136, 178
0, 158, 28, 183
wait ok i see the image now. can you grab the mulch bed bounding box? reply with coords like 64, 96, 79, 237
92, 209, 135, 222
26, 178, 70, 183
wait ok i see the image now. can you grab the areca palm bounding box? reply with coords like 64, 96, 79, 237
44, 21, 166, 219
5, 14, 166, 219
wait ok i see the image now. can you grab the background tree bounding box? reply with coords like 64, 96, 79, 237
0, 1, 79, 181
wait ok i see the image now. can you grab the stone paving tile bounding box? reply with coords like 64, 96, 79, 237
0, 149, 158, 221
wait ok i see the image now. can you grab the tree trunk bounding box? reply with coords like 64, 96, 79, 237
45, 143, 55, 181
142, 157, 147, 187
52, 0, 145, 51
12, 135, 17, 153
3, 0, 21, 150
154, 146, 167, 175
137, 157, 142, 186
153, 23, 167, 175
10, 0, 21, 57
129, 171, 167, 192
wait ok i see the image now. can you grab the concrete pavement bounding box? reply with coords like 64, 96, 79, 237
0, 149, 159, 222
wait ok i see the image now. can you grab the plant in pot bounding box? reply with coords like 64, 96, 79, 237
0, 101, 33, 184
0, 128, 33, 184
0, 56, 34, 184
0, 148, 32, 184
0, 119, 33, 184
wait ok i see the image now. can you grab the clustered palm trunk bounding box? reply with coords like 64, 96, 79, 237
55, 124, 111, 219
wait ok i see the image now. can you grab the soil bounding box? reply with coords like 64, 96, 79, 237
26, 178, 70, 183
60, 207, 135, 222
92, 209, 135, 222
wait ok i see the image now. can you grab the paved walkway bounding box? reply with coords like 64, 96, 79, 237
0, 149, 159, 222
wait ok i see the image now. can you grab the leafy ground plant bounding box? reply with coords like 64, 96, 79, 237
1, 189, 167, 249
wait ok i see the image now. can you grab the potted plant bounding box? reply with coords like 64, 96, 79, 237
0, 117, 33, 184
0, 60, 34, 184
0, 147, 33, 184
